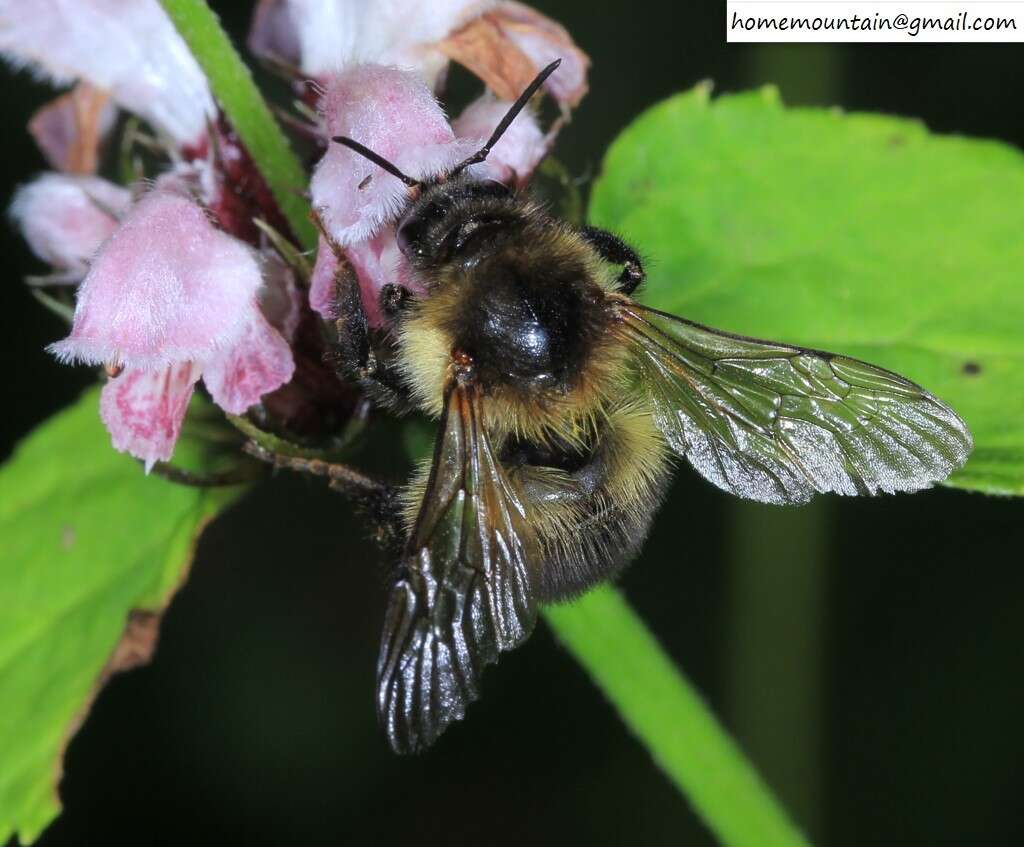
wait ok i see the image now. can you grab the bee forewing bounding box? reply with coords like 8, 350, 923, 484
617, 303, 973, 505
378, 378, 539, 754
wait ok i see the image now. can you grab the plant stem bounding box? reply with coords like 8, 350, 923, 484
158, 0, 317, 250
725, 501, 829, 839
544, 587, 810, 847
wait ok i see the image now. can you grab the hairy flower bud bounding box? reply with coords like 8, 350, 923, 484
10, 174, 130, 276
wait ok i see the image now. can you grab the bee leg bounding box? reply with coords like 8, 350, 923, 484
243, 442, 406, 553
318, 230, 413, 411
579, 225, 645, 295
330, 252, 373, 378
310, 208, 374, 380
380, 283, 414, 319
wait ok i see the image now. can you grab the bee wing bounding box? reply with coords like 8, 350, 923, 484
616, 302, 972, 505
378, 377, 539, 754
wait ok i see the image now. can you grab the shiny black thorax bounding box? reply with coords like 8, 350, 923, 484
397, 175, 606, 395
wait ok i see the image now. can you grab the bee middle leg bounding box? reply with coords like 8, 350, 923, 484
243, 441, 406, 553
579, 225, 646, 295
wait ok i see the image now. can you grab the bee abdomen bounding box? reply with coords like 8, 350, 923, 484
509, 402, 672, 601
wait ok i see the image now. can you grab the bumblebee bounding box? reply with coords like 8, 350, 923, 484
267, 61, 972, 753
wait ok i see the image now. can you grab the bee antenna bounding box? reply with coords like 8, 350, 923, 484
449, 58, 561, 176
331, 136, 422, 188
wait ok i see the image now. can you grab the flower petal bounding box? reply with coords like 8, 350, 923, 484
259, 253, 303, 343
346, 228, 423, 327
202, 299, 295, 415
49, 191, 263, 369
28, 82, 117, 174
0, 0, 215, 146
309, 228, 421, 328
489, 1, 590, 108
308, 234, 339, 320
439, 1, 589, 109
10, 173, 130, 274
99, 362, 201, 471
247, 0, 302, 69
310, 64, 478, 246
254, 0, 492, 83
452, 94, 547, 186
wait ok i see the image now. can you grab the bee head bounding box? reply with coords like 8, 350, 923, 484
331, 58, 561, 263
395, 176, 514, 266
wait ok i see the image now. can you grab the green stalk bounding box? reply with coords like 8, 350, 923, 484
545, 588, 809, 847
161, 4, 808, 844
724, 501, 829, 839
158, 0, 317, 249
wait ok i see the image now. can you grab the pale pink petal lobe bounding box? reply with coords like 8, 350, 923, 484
491, 1, 589, 108
203, 302, 295, 415
310, 64, 478, 246
99, 362, 201, 471
28, 82, 117, 174
309, 235, 339, 319
453, 94, 547, 186
265, 0, 493, 82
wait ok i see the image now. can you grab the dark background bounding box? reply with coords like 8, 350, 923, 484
2, 2, 1023, 845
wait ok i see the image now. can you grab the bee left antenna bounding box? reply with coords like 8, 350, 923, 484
449, 58, 562, 176
331, 136, 422, 188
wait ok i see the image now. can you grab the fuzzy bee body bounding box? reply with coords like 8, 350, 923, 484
323, 63, 973, 754
385, 176, 673, 600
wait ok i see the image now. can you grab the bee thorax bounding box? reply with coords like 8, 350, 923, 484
448, 258, 602, 394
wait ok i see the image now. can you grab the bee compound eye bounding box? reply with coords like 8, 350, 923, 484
476, 179, 511, 198
396, 214, 426, 258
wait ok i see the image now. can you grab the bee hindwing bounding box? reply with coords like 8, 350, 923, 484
378, 378, 539, 754
617, 302, 973, 505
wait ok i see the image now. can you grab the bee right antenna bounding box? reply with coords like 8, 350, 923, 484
449, 58, 561, 176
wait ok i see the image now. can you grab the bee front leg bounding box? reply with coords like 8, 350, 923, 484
324, 242, 414, 412
579, 225, 646, 295
331, 254, 373, 379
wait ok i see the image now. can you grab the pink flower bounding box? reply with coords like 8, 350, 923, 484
246, 0, 589, 109
476, 2, 589, 109
249, 0, 492, 86
9, 173, 131, 278
0, 0, 215, 149
49, 191, 294, 469
452, 94, 547, 187
310, 64, 479, 248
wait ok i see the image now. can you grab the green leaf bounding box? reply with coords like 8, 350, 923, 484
590, 84, 1024, 496
0, 389, 242, 844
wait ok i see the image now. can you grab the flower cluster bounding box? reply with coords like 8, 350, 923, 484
3, 0, 588, 468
